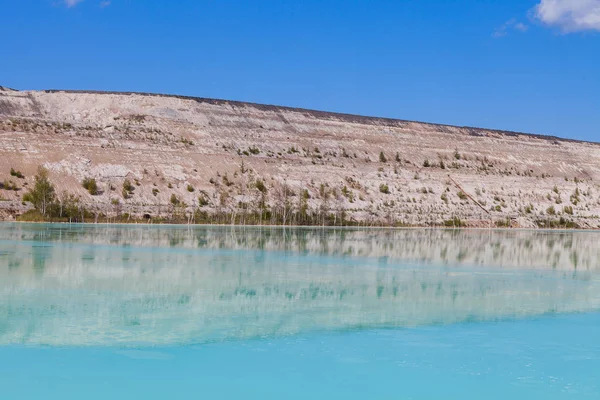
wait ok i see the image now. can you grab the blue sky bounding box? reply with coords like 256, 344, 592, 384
1, 0, 599, 141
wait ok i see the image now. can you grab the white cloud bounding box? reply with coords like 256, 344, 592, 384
493, 18, 529, 37
64, 0, 84, 6
535, 0, 600, 32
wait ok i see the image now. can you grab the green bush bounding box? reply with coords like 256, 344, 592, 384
16, 209, 46, 222
122, 179, 134, 199
82, 177, 98, 195
10, 168, 24, 179
495, 218, 511, 227
255, 179, 267, 194
123, 179, 134, 192
342, 186, 354, 202
444, 217, 465, 227
248, 146, 260, 155
2, 180, 18, 191
198, 193, 210, 207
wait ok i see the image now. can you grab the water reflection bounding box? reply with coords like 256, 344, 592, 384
1, 224, 599, 346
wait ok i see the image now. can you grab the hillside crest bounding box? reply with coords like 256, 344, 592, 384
1, 87, 599, 228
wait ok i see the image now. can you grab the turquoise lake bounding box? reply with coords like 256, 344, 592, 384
1, 224, 599, 398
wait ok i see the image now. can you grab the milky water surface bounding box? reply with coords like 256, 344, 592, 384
1, 224, 599, 398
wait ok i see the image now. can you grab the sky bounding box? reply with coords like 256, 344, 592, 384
1, 0, 599, 141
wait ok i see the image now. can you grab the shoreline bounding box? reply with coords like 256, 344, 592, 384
1, 220, 595, 232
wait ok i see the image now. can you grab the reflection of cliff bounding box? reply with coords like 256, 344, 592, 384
1, 225, 600, 346
2, 223, 599, 271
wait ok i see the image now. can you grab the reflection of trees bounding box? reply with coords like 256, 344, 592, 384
31, 230, 51, 275
1, 225, 600, 346
31, 246, 48, 276
3, 225, 600, 271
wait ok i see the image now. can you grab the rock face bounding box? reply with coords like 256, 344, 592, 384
1, 88, 599, 227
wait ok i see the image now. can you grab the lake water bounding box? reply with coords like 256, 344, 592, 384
1, 224, 599, 398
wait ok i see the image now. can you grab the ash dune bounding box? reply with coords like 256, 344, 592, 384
1, 87, 600, 227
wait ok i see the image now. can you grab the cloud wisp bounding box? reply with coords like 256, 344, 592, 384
493, 18, 529, 38
62, 0, 111, 8
64, 0, 84, 7
534, 0, 600, 32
